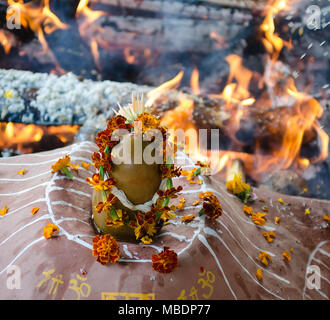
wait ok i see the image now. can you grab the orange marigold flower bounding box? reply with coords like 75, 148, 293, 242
31, 207, 39, 215
133, 112, 160, 133
282, 249, 291, 261
92, 234, 120, 265
106, 209, 125, 228
251, 212, 267, 226
258, 251, 272, 266
86, 174, 116, 192
152, 247, 178, 273
275, 216, 280, 224
323, 215, 330, 222
95, 193, 118, 213
157, 186, 183, 199
199, 191, 213, 199
92, 151, 112, 172
0, 205, 8, 216
176, 198, 185, 210
200, 195, 222, 219
69, 163, 79, 171
256, 268, 263, 281
133, 211, 158, 241
81, 162, 90, 170
243, 205, 254, 216
181, 214, 196, 223
192, 200, 200, 206
16, 168, 25, 175
160, 164, 182, 179
43, 224, 59, 239
226, 173, 252, 201
262, 230, 276, 243
51, 155, 73, 178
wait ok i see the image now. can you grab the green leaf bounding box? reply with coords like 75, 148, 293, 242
61, 167, 73, 179
193, 167, 201, 176
198, 208, 205, 216
110, 208, 118, 220
155, 211, 163, 220
99, 166, 104, 181
104, 145, 110, 156
102, 190, 107, 201
166, 178, 173, 189
163, 197, 170, 207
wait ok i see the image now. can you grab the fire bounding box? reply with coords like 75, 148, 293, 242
6, 0, 68, 73
0, 30, 13, 54
0, 122, 80, 154
190, 68, 200, 95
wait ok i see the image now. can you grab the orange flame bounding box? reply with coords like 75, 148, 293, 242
0, 30, 13, 54
190, 68, 200, 95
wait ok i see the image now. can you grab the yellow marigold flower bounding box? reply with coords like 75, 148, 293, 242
106, 209, 125, 228
243, 205, 254, 216
197, 179, 203, 184
16, 168, 25, 175
282, 249, 291, 261
43, 224, 59, 239
141, 235, 153, 244
192, 200, 200, 206
304, 208, 311, 215
199, 191, 213, 199
258, 251, 272, 266
275, 216, 280, 224
51, 155, 73, 178
226, 173, 252, 202
181, 214, 196, 223
256, 268, 263, 281
86, 174, 115, 192
277, 197, 287, 205
81, 162, 90, 170
251, 212, 267, 226
31, 207, 39, 215
0, 205, 8, 216
323, 215, 330, 222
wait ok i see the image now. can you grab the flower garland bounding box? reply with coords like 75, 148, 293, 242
87, 96, 183, 245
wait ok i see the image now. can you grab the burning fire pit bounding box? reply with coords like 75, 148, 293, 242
0, 0, 329, 301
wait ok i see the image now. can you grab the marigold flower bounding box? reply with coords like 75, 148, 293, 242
69, 163, 79, 171
243, 205, 254, 216
106, 209, 125, 228
51, 155, 73, 178
95, 194, 118, 213
181, 214, 196, 223
0, 205, 8, 216
277, 197, 287, 205
152, 247, 178, 273
157, 186, 183, 199
304, 208, 311, 215
192, 200, 200, 206
251, 212, 267, 226
81, 162, 90, 170
323, 215, 330, 222
176, 198, 186, 210
199, 191, 213, 199
92, 234, 120, 265
133, 112, 160, 133
16, 168, 25, 175
31, 207, 39, 215
226, 173, 252, 203
86, 174, 116, 192
160, 164, 182, 179
262, 230, 276, 243
43, 224, 59, 239
256, 268, 263, 281
133, 211, 158, 241
258, 251, 272, 266
140, 235, 153, 244
92, 151, 112, 173
275, 216, 280, 224
282, 249, 291, 261
200, 195, 222, 219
